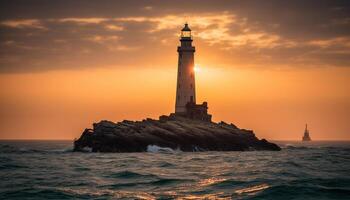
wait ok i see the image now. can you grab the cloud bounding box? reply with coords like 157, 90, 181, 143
189, 14, 290, 49
0, 19, 46, 29
308, 37, 350, 48
105, 24, 124, 31
107, 45, 140, 52
143, 6, 153, 11
115, 13, 234, 32
0, 0, 349, 73
57, 18, 107, 24
111, 13, 297, 49
85, 35, 119, 43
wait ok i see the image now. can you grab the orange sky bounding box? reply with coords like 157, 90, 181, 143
0, 66, 349, 140
0, 0, 350, 140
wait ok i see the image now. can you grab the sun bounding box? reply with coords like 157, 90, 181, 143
194, 64, 201, 72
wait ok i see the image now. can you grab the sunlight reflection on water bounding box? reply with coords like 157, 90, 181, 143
234, 183, 270, 195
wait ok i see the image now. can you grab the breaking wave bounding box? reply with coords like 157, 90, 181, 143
146, 145, 179, 153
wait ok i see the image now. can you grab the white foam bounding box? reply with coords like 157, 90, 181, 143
81, 147, 92, 152
146, 145, 178, 153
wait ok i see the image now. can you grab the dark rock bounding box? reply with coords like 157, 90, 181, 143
73, 115, 281, 152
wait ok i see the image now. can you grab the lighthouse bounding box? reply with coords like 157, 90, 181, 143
175, 23, 196, 113
172, 23, 212, 122
302, 124, 312, 141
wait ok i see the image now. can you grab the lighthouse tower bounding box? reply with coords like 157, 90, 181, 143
171, 23, 211, 122
175, 23, 196, 113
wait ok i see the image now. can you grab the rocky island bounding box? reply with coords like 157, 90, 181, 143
74, 24, 281, 152
74, 114, 281, 152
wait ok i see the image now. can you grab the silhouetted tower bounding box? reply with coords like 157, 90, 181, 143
175, 23, 196, 113
302, 123, 312, 141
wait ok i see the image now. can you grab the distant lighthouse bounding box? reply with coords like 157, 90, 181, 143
302, 124, 312, 141
175, 23, 196, 113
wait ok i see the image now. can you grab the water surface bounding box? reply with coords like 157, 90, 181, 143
0, 140, 349, 199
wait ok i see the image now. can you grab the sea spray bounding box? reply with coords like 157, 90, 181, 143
146, 145, 179, 153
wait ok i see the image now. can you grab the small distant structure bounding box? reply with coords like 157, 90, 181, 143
302, 124, 312, 141
173, 23, 212, 122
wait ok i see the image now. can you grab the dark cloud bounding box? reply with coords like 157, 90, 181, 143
0, 0, 349, 73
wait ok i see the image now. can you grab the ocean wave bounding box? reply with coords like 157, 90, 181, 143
209, 179, 248, 188
0, 146, 42, 153
151, 178, 190, 186
283, 145, 311, 150
49, 147, 74, 153
0, 163, 28, 170
158, 161, 175, 167
47, 187, 156, 199
108, 170, 158, 179
0, 144, 73, 154
106, 177, 191, 189
198, 177, 227, 187
58, 187, 232, 200
1, 187, 76, 199
234, 183, 270, 195
251, 183, 350, 199
146, 145, 180, 153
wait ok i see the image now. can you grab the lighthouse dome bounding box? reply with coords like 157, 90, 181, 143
181, 23, 191, 31
181, 23, 192, 38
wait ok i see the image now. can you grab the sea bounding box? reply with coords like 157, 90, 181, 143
0, 140, 349, 200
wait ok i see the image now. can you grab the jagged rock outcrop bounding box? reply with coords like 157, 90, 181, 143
74, 115, 281, 152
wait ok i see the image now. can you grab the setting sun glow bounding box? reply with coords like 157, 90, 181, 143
194, 64, 201, 72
